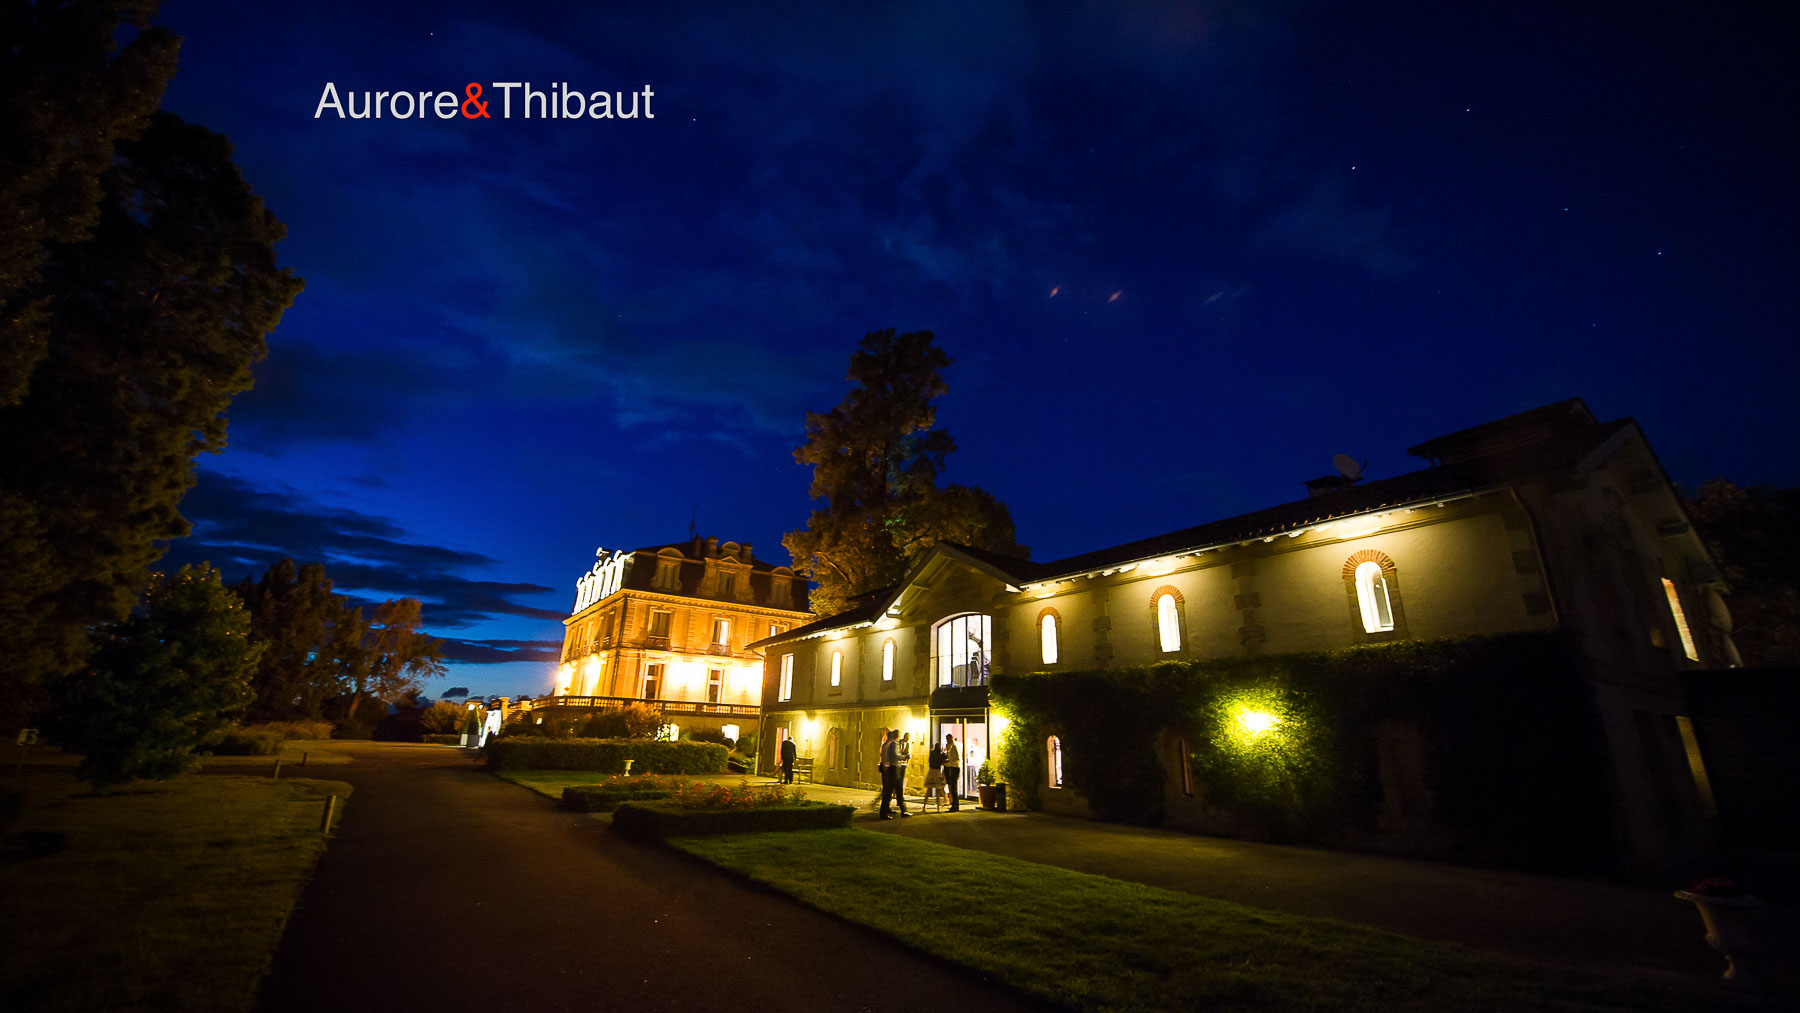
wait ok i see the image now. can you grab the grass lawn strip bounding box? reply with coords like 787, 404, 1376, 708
0, 773, 352, 1013
671, 830, 1744, 1013
495, 769, 617, 798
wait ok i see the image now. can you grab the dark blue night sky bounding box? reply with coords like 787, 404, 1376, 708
151, 1, 1799, 697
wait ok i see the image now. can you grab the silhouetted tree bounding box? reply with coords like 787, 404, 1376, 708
0, 106, 303, 715
784, 329, 1024, 617
1687, 480, 1800, 666
343, 598, 445, 720
51, 564, 260, 789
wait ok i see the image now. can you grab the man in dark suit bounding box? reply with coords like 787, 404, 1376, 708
780, 735, 797, 784
878, 728, 910, 818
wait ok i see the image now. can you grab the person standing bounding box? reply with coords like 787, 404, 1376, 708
897, 731, 913, 805
780, 735, 797, 784
878, 729, 910, 818
943, 733, 962, 812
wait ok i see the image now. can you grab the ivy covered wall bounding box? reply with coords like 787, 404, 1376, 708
991, 631, 1617, 871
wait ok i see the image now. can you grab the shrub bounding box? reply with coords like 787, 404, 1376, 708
580, 703, 661, 740
242, 720, 334, 741
418, 702, 470, 735
422, 733, 465, 746
483, 738, 728, 774
200, 729, 282, 756
611, 801, 854, 838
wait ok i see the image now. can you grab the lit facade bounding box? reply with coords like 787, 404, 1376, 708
752, 400, 1736, 873
549, 535, 812, 740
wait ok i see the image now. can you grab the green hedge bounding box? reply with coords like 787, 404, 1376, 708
560, 786, 672, 812
422, 733, 464, 746
199, 729, 282, 756
992, 632, 1614, 871
483, 738, 728, 773
611, 801, 854, 838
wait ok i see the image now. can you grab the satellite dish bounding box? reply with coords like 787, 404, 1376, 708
1333, 454, 1364, 480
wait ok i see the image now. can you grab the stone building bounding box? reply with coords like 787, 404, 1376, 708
750, 400, 1734, 873
547, 535, 812, 741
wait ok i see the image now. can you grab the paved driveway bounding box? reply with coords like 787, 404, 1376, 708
255, 744, 1044, 1012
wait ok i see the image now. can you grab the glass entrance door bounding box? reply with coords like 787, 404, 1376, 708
933, 715, 987, 801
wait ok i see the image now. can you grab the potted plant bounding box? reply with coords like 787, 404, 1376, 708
976, 761, 1006, 811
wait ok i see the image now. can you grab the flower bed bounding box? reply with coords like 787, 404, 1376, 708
560, 774, 684, 812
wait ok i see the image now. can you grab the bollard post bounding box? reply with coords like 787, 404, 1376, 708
301, 751, 308, 767
319, 795, 337, 832
271, 757, 281, 779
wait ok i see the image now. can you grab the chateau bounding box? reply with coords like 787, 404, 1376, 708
750, 400, 1735, 873
547, 536, 812, 741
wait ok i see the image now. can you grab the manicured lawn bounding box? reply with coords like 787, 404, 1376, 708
671, 830, 1746, 1013
494, 769, 612, 798
0, 773, 352, 1012
201, 739, 356, 767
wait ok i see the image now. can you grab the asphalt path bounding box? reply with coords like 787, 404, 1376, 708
255, 743, 1045, 1012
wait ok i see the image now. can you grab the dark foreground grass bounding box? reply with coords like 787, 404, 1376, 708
0, 773, 352, 1012
671, 829, 1747, 1013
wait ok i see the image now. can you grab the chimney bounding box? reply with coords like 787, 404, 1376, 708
741, 542, 754, 563
705, 536, 719, 557
690, 535, 702, 557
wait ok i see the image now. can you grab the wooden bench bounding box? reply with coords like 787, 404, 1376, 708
791, 757, 815, 783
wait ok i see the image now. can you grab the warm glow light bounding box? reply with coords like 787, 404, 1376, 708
991, 711, 1011, 738
1662, 578, 1699, 661
1237, 709, 1278, 735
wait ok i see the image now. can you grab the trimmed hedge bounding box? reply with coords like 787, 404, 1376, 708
612, 801, 854, 838
483, 738, 728, 774
243, 720, 335, 741
422, 733, 465, 746
992, 631, 1615, 871
200, 729, 282, 756
561, 786, 672, 812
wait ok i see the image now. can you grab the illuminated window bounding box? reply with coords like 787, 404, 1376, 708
778, 654, 794, 701
1040, 612, 1059, 665
1047, 735, 1064, 788
882, 639, 895, 682
1157, 594, 1181, 652
644, 663, 664, 699
707, 668, 723, 703
1662, 578, 1699, 661
830, 650, 842, 687
934, 613, 993, 687
1356, 561, 1395, 633
712, 618, 730, 646
648, 610, 671, 638
770, 623, 783, 638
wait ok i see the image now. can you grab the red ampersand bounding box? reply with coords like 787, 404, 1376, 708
462, 82, 490, 119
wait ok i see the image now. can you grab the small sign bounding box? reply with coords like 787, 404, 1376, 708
16, 728, 38, 746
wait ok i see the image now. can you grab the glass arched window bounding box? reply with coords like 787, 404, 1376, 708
1041, 613, 1059, 665
1355, 560, 1394, 632
1047, 735, 1064, 788
1157, 593, 1181, 652
934, 613, 992, 687
881, 639, 895, 682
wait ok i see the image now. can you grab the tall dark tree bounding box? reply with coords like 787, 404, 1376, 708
235, 560, 354, 720
0, 109, 303, 713
342, 597, 445, 720
784, 329, 1025, 617
1687, 480, 1800, 666
1, 0, 179, 404
50, 563, 260, 789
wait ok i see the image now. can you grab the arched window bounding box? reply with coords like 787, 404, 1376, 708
830, 650, 842, 687
1038, 608, 1060, 665
881, 639, 895, 682
1341, 550, 1405, 639
1047, 735, 1064, 788
934, 613, 992, 687
1157, 593, 1181, 652
1355, 560, 1394, 632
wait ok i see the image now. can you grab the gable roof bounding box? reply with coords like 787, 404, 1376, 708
751, 401, 1652, 647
